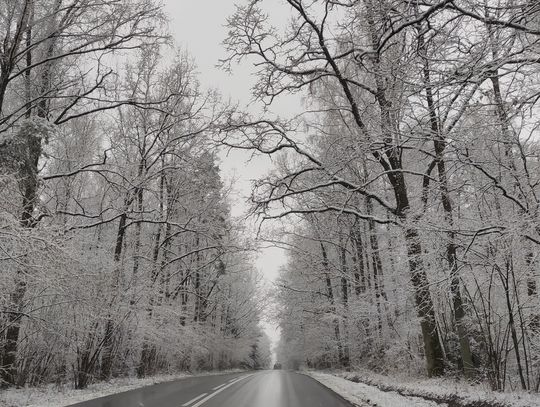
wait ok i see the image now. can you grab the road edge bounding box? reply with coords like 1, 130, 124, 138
298, 371, 365, 407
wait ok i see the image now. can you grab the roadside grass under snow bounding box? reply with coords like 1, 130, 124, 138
0, 370, 244, 407
306, 370, 540, 407
306, 371, 441, 407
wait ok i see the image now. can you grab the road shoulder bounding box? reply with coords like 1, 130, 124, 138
304, 371, 441, 407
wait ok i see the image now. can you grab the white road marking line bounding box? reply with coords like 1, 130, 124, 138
191, 374, 254, 407
181, 392, 208, 406
212, 382, 226, 390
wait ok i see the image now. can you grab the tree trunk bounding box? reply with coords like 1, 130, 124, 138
0, 130, 41, 387
418, 25, 475, 377
138, 166, 165, 378
319, 241, 347, 368
499, 262, 528, 390
338, 233, 351, 369
363, 0, 445, 376
100, 203, 130, 380
130, 159, 145, 305
404, 226, 445, 377
351, 223, 367, 296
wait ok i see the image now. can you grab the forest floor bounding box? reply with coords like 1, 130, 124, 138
0, 370, 245, 407
306, 370, 540, 407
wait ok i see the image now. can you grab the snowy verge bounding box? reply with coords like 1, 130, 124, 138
0, 369, 245, 407
305, 371, 441, 407
306, 370, 540, 407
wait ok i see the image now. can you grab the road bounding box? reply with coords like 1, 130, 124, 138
66, 370, 354, 407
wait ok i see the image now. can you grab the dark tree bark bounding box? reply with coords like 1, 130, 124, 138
100, 198, 131, 381
417, 24, 474, 377
351, 223, 367, 296
338, 232, 351, 369
319, 241, 349, 368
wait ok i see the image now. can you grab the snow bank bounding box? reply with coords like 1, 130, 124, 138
0, 370, 244, 407
306, 370, 540, 407
306, 371, 441, 407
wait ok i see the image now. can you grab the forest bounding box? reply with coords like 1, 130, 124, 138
0, 0, 270, 391
220, 0, 540, 393
2, 0, 540, 401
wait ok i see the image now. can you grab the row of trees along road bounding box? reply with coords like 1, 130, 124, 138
0, 0, 270, 389
220, 0, 540, 391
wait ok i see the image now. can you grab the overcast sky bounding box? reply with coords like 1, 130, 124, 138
163, 0, 293, 356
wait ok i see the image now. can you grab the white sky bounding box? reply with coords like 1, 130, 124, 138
163, 0, 293, 357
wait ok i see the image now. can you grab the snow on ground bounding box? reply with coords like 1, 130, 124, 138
337, 369, 540, 407
0, 370, 244, 407
306, 371, 443, 407
307, 370, 540, 407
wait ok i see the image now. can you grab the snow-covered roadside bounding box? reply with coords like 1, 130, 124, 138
0, 370, 245, 407
305, 371, 442, 407
306, 370, 540, 407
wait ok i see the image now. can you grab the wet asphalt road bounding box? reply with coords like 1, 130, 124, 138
66, 370, 353, 407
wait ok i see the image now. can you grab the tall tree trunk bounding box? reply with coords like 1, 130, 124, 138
363, 0, 445, 376
100, 197, 131, 380
417, 25, 474, 377
319, 241, 346, 367
130, 159, 145, 305
365, 196, 387, 336
403, 226, 445, 376
0, 1, 66, 385
138, 164, 165, 378
350, 222, 366, 296
137, 223, 162, 378
499, 261, 528, 390
0, 3, 34, 385
486, 19, 536, 387
1, 137, 41, 385
194, 236, 202, 323
338, 232, 351, 368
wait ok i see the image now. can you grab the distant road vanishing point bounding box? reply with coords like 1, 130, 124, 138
67, 370, 353, 407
